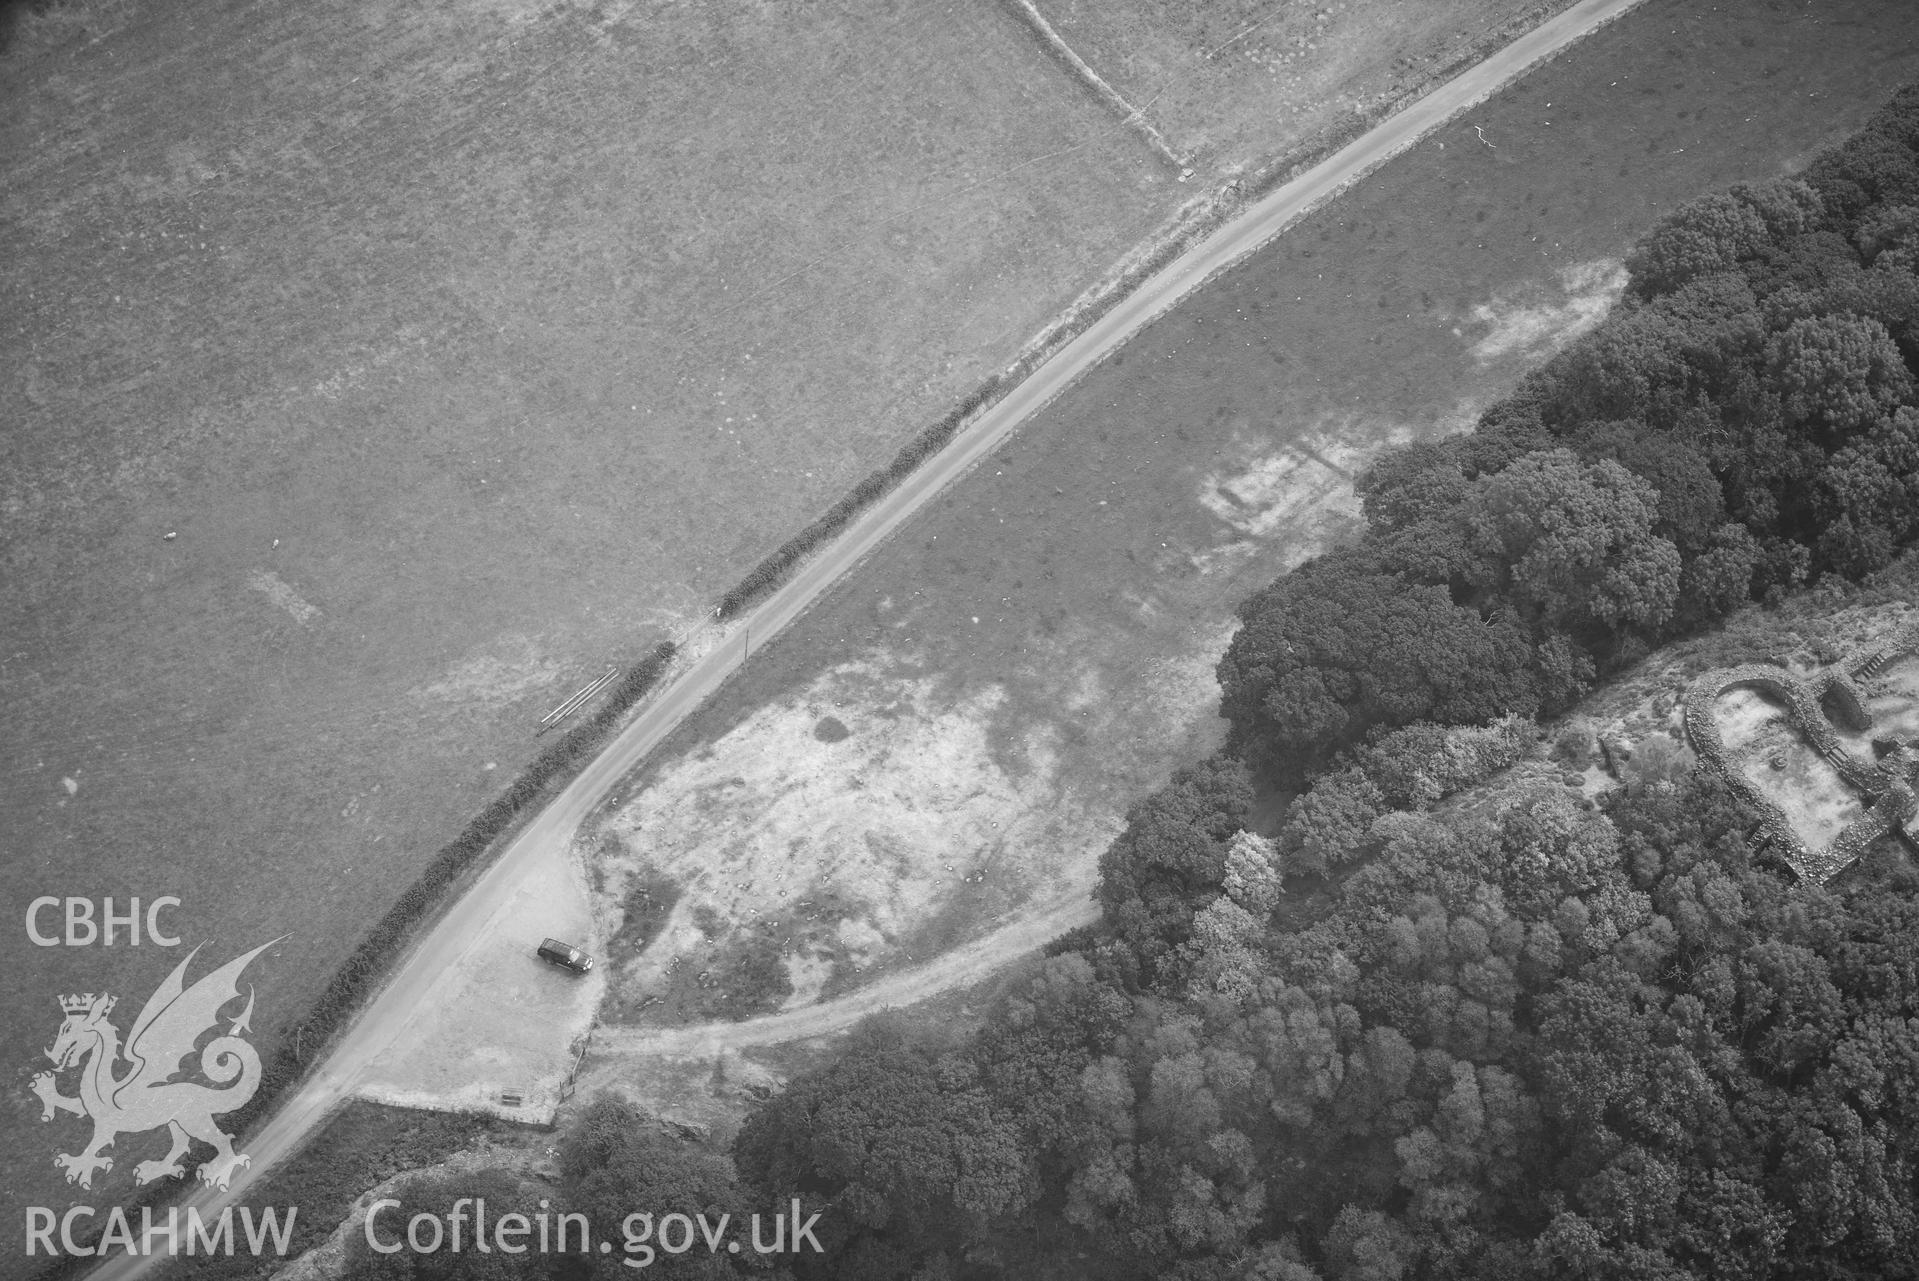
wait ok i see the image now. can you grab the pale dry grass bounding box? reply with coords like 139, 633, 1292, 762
594, 650, 1116, 1017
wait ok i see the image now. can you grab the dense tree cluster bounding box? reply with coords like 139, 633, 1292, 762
732, 765, 1919, 1281
711, 87, 1919, 1281
1220, 86, 1919, 783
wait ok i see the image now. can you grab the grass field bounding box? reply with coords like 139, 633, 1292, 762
1033, 0, 1576, 169
589, 0, 1919, 1023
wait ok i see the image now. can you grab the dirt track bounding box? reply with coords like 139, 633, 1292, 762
592, 893, 1100, 1059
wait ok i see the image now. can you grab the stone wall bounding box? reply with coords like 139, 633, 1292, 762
1682, 612, 1919, 885
1684, 666, 1810, 874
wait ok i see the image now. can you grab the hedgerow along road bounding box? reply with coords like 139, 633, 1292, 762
86, 0, 1647, 1272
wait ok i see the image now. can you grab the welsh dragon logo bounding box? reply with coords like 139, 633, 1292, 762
31, 939, 279, 1191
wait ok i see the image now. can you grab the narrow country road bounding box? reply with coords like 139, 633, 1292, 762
88, 1, 1644, 1273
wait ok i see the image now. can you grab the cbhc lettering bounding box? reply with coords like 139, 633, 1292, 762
27, 897, 182, 946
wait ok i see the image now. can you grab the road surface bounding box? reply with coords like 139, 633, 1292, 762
88, 0, 1645, 1272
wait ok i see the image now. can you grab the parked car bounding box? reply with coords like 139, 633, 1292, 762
536, 938, 594, 973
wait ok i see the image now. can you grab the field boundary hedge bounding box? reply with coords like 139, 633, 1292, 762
234, 641, 677, 1130
24, 641, 679, 1279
